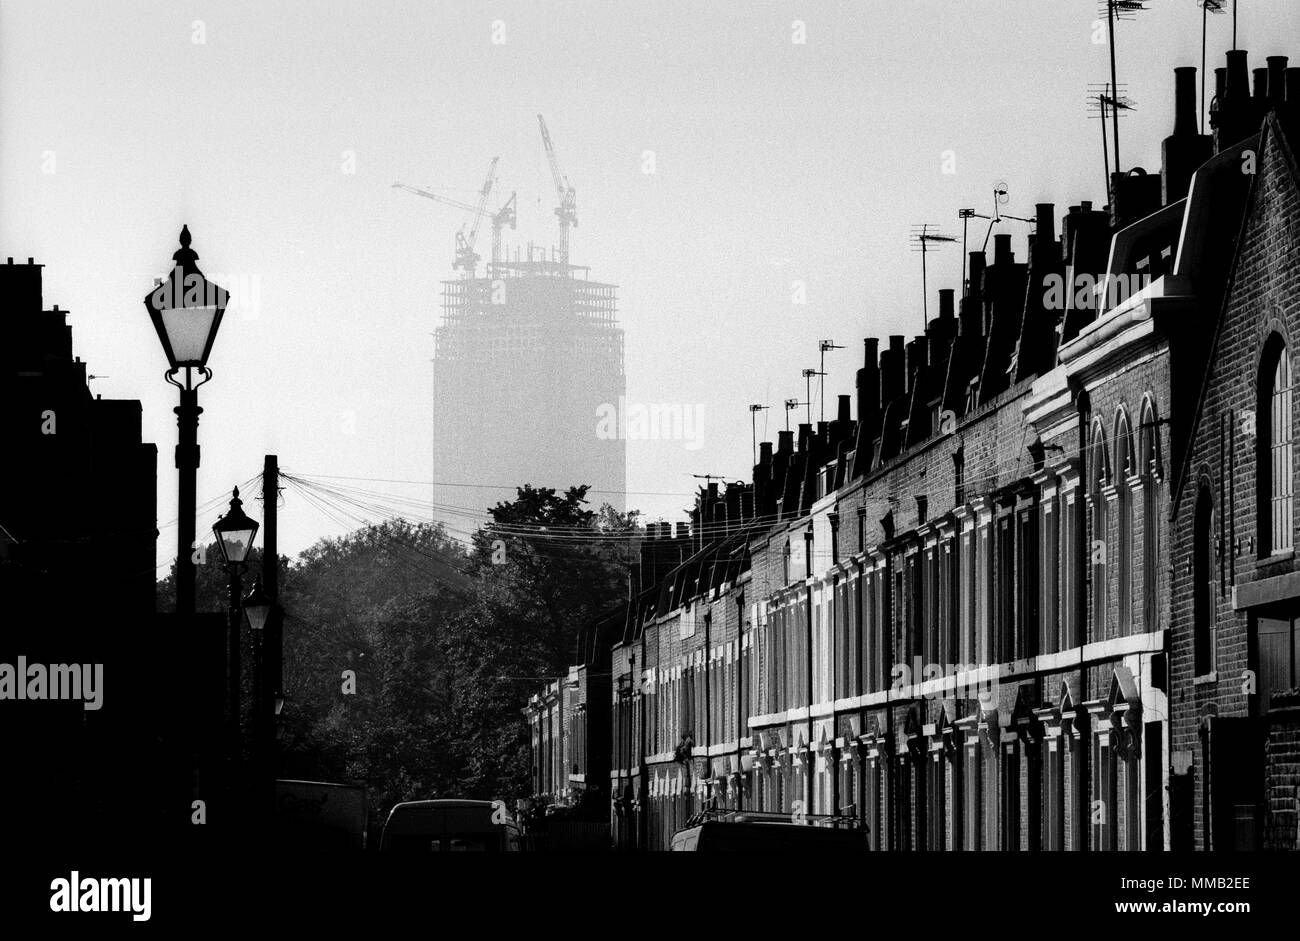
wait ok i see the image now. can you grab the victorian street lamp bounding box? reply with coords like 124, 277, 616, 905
145, 225, 229, 619
242, 576, 273, 828
214, 486, 258, 782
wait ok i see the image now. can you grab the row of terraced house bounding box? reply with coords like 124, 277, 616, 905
526, 50, 1300, 851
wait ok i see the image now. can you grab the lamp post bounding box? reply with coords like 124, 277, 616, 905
242, 577, 273, 831
214, 486, 258, 806
144, 226, 229, 619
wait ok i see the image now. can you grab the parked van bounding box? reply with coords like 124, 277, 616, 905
275, 780, 368, 851
379, 799, 522, 853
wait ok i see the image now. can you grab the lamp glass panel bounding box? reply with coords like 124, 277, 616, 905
160, 305, 220, 364
245, 603, 271, 632
218, 528, 255, 564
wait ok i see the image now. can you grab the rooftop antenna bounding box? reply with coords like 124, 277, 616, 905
691, 474, 726, 486
1087, 84, 1134, 198
801, 369, 822, 427
748, 404, 769, 466
910, 224, 956, 329
1198, 2, 1227, 134
1099, 0, 1149, 176
783, 398, 804, 433
958, 208, 979, 294
978, 183, 1033, 255
817, 340, 844, 422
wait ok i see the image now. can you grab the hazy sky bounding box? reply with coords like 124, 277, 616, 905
4, 0, 1298, 570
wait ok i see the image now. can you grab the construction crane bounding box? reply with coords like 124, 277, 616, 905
537, 114, 578, 267
392, 157, 512, 276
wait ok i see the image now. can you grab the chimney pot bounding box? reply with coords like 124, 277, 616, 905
1173, 66, 1198, 137
994, 232, 1013, 267
1226, 49, 1250, 102
837, 394, 851, 424
1267, 56, 1288, 107
1034, 202, 1055, 237
938, 288, 955, 319
777, 429, 794, 454
759, 441, 773, 464
1253, 66, 1269, 101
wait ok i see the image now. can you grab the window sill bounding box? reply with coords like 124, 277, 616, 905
1192, 672, 1218, 687
1257, 549, 1294, 568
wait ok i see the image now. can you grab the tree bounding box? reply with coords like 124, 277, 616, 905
159, 488, 640, 823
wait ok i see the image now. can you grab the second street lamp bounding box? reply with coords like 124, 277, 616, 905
214, 486, 258, 801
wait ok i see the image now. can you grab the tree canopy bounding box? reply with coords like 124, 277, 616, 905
158, 484, 638, 827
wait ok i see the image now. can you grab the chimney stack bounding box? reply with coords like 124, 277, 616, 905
856, 338, 880, 430
1214, 49, 1253, 151
994, 233, 1013, 269
961, 252, 986, 337
905, 337, 928, 395
1163, 66, 1213, 204
881, 335, 905, 404
797, 422, 812, 454
1033, 203, 1056, 264
676, 522, 689, 540
724, 485, 741, 534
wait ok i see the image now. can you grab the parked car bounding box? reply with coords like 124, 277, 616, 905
670, 818, 867, 852
379, 799, 522, 853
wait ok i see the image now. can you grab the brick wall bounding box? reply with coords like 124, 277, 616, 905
1169, 113, 1300, 849
1264, 690, 1300, 850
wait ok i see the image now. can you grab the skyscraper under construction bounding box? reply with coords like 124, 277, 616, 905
420, 116, 626, 524
434, 249, 625, 520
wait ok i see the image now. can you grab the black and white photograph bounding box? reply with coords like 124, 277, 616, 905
2, 0, 1299, 925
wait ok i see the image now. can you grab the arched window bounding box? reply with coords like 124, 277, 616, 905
1090, 424, 1110, 643
1139, 399, 1162, 632
1115, 410, 1135, 638
1194, 480, 1215, 676
1260, 334, 1294, 555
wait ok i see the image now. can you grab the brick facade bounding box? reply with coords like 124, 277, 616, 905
529, 51, 1300, 852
